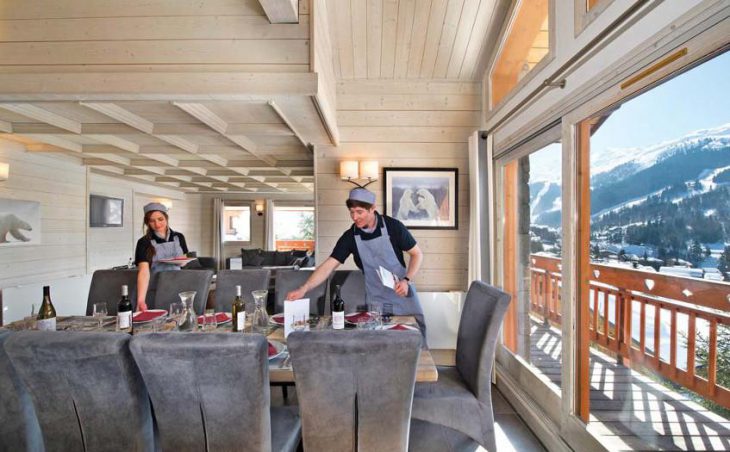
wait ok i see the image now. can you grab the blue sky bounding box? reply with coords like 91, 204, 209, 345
529, 50, 730, 182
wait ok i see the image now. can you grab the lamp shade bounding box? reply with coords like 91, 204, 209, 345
340, 160, 359, 180
160, 199, 173, 210
360, 160, 379, 180
0, 162, 7, 181
255, 201, 264, 213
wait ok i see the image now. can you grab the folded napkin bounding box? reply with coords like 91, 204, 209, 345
345, 312, 372, 323
389, 324, 410, 331
132, 310, 166, 322
197, 312, 231, 324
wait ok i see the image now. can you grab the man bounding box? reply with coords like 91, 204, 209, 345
286, 187, 425, 332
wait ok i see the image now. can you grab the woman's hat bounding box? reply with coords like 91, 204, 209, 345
143, 202, 168, 214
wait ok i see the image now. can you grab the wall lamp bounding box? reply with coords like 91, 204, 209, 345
255, 201, 265, 216
339, 160, 379, 188
0, 162, 8, 181
160, 199, 173, 211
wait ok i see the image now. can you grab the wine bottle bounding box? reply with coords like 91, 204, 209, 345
332, 285, 345, 330
117, 285, 133, 334
36, 286, 57, 331
231, 285, 245, 332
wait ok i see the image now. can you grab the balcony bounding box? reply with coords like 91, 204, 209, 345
529, 254, 730, 450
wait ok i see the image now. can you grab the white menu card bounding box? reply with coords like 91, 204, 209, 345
284, 298, 309, 337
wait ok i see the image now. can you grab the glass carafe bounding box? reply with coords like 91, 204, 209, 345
251, 289, 269, 334
177, 291, 198, 332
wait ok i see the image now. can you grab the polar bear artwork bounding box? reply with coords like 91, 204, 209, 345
0, 213, 33, 243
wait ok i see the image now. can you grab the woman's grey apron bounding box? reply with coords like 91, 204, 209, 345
354, 219, 426, 338
145, 234, 184, 305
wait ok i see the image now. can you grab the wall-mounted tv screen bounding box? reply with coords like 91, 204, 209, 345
89, 194, 124, 227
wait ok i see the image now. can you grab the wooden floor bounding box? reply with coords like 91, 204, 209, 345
530, 318, 730, 451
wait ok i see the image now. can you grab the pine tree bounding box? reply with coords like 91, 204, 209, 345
718, 246, 730, 281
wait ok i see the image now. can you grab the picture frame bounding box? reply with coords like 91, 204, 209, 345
383, 168, 458, 230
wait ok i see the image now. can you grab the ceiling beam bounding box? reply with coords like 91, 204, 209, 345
258, 0, 299, 24
0, 104, 81, 133
0, 73, 317, 101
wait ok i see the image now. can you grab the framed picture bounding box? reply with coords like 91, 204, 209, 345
0, 198, 41, 246
383, 168, 458, 230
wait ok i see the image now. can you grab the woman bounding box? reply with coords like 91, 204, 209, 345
135, 202, 189, 311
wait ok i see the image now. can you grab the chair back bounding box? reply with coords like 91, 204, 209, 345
0, 331, 43, 452
455, 281, 511, 403
152, 269, 213, 314
328, 270, 366, 313
86, 269, 139, 315
4, 331, 154, 452
274, 269, 326, 314
215, 269, 271, 312
288, 330, 422, 452
130, 333, 271, 452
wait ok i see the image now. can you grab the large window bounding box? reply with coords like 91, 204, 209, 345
489, 0, 550, 108
575, 51, 730, 447
223, 205, 251, 242
498, 138, 563, 398
273, 205, 314, 251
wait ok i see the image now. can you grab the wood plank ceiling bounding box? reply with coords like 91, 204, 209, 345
325, 0, 503, 80
0, 100, 314, 193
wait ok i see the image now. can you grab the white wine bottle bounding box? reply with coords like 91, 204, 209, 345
332, 285, 345, 330
36, 286, 57, 331
231, 285, 245, 332
117, 285, 133, 334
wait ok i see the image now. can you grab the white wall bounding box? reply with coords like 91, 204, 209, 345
315, 80, 480, 292
0, 138, 208, 319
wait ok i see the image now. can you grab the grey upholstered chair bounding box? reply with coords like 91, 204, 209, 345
288, 330, 422, 452
130, 333, 301, 452
4, 331, 154, 452
215, 269, 271, 313
0, 331, 42, 452
328, 269, 366, 313
86, 269, 139, 315
411, 281, 511, 451
274, 269, 327, 314
152, 269, 214, 314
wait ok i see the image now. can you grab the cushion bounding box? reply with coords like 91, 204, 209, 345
291, 249, 308, 258
260, 250, 278, 266
241, 248, 262, 266
275, 251, 293, 266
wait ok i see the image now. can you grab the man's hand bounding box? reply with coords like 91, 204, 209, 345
286, 287, 307, 301
394, 279, 409, 297
137, 301, 148, 312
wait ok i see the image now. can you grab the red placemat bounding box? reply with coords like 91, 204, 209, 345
345, 312, 372, 323
132, 310, 166, 323
197, 312, 232, 324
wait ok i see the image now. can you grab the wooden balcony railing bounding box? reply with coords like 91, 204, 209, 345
530, 253, 730, 409
275, 240, 314, 252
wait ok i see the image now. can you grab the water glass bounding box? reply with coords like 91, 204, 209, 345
169, 302, 185, 329
22, 304, 37, 330
203, 309, 218, 331
291, 313, 308, 333
92, 303, 108, 329
369, 302, 382, 329
382, 303, 394, 324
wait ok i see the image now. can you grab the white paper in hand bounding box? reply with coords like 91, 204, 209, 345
284, 298, 309, 338
378, 266, 397, 290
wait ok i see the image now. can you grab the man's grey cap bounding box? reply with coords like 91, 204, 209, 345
348, 188, 376, 205
143, 202, 168, 214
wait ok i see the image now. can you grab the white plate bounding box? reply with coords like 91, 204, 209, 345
157, 257, 197, 266
132, 309, 168, 324
268, 340, 286, 360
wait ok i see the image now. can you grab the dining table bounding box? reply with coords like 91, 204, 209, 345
4, 313, 439, 383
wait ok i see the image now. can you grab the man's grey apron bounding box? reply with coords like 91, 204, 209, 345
145, 234, 184, 305
354, 219, 426, 338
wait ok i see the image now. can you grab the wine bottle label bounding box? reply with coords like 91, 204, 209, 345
118, 311, 132, 329
236, 312, 246, 331
37, 317, 56, 331
333, 311, 345, 330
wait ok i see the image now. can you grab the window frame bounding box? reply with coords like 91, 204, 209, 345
222, 202, 253, 244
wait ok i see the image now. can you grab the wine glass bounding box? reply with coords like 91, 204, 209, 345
92, 303, 108, 329
169, 302, 185, 330
291, 313, 308, 333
